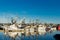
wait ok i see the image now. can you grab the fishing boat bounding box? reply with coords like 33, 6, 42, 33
25, 26, 30, 36
38, 24, 46, 35
30, 25, 35, 35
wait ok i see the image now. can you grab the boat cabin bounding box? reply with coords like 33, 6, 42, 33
56, 24, 60, 31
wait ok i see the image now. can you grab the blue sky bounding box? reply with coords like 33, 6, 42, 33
0, 0, 60, 23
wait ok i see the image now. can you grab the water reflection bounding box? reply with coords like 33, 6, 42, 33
0, 31, 60, 40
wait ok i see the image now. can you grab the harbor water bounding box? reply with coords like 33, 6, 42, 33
0, 31, 60, 40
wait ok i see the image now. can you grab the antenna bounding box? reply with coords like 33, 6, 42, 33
29, 19, 31, 24
11, 16, 18, 24
11, 17, 13, 24
20, 17, 26, 24
35, 18, 40, 24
